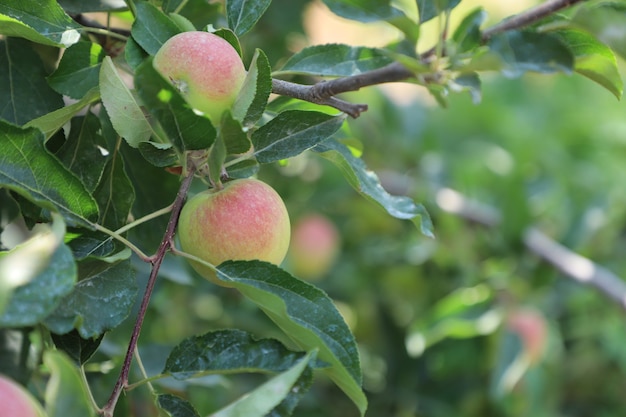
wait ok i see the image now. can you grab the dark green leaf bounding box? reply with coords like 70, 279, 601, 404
44, 350, 96, 417
163, 329, 312, 379
100, 56, 154, 148
158, 394, 201, 417
214, 28, 243, 58
93, 150, 135, 230
221, 113, 252, 155
417, 0, 462, 23
57, 0, 126, 14
55, 114, 109, 193
0, 328, 32, 383
47, 41, 106, 99
0, 0, 81, 47
322, 0, 405, 23
138, 142, 180, 167
487, 30, 574, 77
44, 260, 137, 338
276, 44, 394, 77
225, 159, 259, 179
227, 0, 272, 36
0, 241, 76, 327
452, 7, 486, 53
451, 72, 481, 104
24, 88, 101, 140
208, 134, 227, 186
233, 48, 272, 127
124, 35, 148, 71
51, 330, 104, 365
0, 38, 64, 125
174, 0, 221, 31
572, 3, 626, 61
215, 261, 366, 416
553, 29, 623, 99
66, 231, 117, 260
252, 111, 346, 163
0, 122, 99, 228
134, 59, 215, 152
210, 351, 316, 417
314, 139, 434, 237
131, 2, 181, 55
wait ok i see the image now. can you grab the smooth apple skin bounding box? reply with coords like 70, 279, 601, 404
153, 31, 246, 122
288, 214, 340, 280
0, 375, 45, 417
178, 179, 290, 283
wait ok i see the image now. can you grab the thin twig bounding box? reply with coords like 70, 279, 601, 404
101, 168, 196, 417
434, 188, 626, 310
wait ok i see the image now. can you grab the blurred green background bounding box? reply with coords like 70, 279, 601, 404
93, 1, 626, 416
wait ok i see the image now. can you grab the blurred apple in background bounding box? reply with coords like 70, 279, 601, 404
0, 375, 45, 417
288, 213, 340, 280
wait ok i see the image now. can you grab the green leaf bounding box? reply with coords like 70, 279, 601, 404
322, 0, 405, 23
211, 351, 316, 417
225, 159, 259, 179
57, 0, 126, 14
276, 44, 394, 77
450, 72, 482, 104
138, 142, 180, 167
0, 0, 81, 47
100, 56, 154, 148
164, 329, 314, 378
233, 48, 272, 127
208, 134, 227, 186
0, 122, 99, 228
0, 229, 77, 327
553, 29, 623, 99
93, 150, 135, 230
252, 111, 346, 163
215, 261, 367, 416
47, 41, 106, 99
51, 330, 104, 365
158, 394, 201, 417
227, 0, 272, 36
131, 1, 181, 55
417, 0, 462, 23
487, 30, 574, 77
572, 3, 626, 61
55, 114, 109, 193
221, 113, 252, 155
44, 260, 137, 338
314, 139, 434, 237
0, 38, 64, 125
124, 35, 148, 71
452, 7, 486, 53
44, 350, 96, 417
24, 88, 101, 140
134, 58, 215, 152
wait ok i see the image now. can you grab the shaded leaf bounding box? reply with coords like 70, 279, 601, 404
100, 56, 154, 148
44, 259, 138, 338
158, 394, 201, 417
57, 0, 126, 14
487, 30, 574, 77
138, 142, 180, 167
417, 0, 462, 23
211, 351, 315, 417
0, 0, 81, 47
252, 111, 346, 163
93, 150, 135, 230
225, 159, 259, 179
553, 28, 623, 99
55, 113, 109, 193
221, 113, 251, 155
452, 7, 486, 53
227, 0, 272, 36
215, 261, 366, 416
0, 38, 64, 125
321, 0, 405, 23
24, 88, 101, 140
134, 58, 215, 152
51, 330, 104, 365
276, 44, 394, 77
164, 329, 314, 379
48, 41, 106, 99
233, 48, 272, 127
131, 1, 181, 55
0, 122, 99, 228
44, 350, 96, 417
314, 139, 434, 237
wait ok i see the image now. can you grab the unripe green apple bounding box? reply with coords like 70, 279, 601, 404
153, 31, 246, 122
0, 375, 45, 417
288, 213, 340, 280
178, 179, 290, 283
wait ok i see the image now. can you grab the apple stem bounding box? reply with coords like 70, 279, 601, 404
100, 167, 196, 417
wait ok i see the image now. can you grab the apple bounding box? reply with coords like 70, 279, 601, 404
288, 213, 340, 280
506, 308, 548, 364
177, 178, 290, 283
0, 375, 45, 417
153, 31, 246, 122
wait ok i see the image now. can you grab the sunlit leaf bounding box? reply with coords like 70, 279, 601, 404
233, 48, 272, 127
